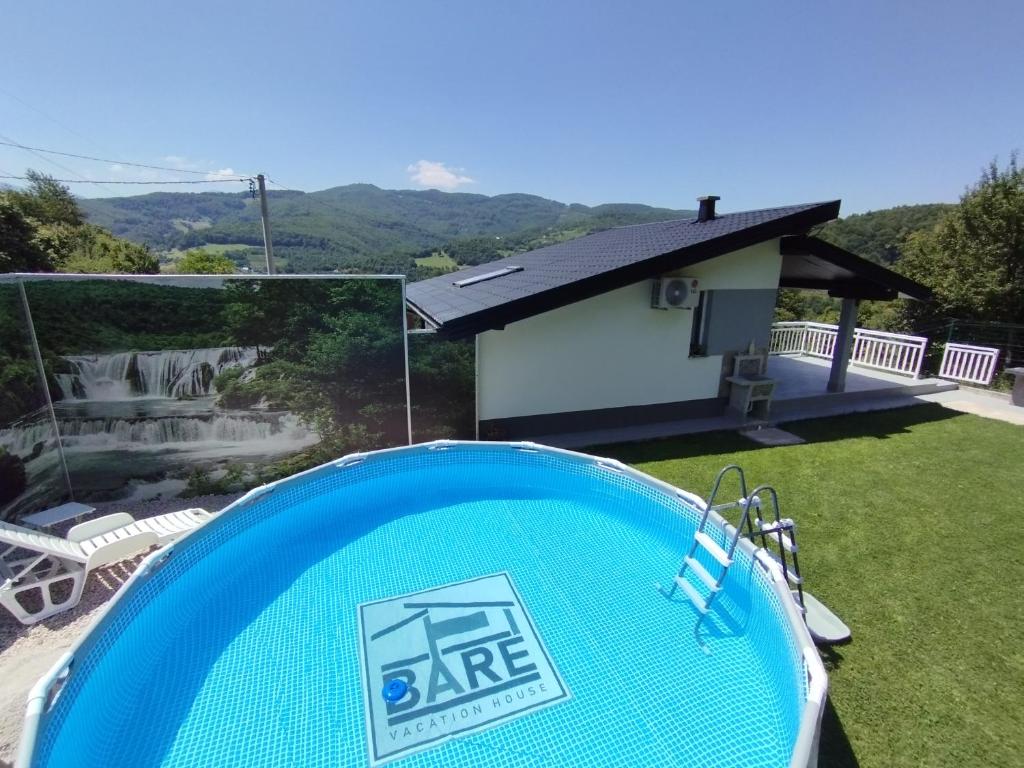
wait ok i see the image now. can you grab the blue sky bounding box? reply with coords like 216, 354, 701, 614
1, 0, 1021, 214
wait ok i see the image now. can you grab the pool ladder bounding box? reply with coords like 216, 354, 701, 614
659, 465, 762, 651
660, 464, 814, 652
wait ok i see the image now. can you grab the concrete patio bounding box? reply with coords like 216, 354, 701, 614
537, 354, 960, 449
767, 355, 955, 412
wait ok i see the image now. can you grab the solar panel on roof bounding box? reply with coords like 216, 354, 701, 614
453, 266, 524, 287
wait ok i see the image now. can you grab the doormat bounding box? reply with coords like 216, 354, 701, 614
739, 426, 806, 446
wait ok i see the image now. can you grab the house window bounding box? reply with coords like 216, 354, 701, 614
689, 291, 712, 357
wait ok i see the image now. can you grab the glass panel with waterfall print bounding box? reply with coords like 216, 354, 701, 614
20, 276, 408, 507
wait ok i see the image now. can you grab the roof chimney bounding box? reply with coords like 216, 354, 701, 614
697, 195, 720, 222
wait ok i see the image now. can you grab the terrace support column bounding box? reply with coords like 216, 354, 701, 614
827, 298, 859, 393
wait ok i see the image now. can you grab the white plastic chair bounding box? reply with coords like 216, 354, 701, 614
0, 508, 210, 625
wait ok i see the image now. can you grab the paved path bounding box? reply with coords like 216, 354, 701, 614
919, 388, 1024, 426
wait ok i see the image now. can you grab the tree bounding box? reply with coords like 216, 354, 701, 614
176, 249, 236, 274
0, 197, 55, 272
104, 235, 160, 274
900, 155, 1024, 327
34, 223, 158, 274
4, 170, 83, 227
1, 170, 158, 274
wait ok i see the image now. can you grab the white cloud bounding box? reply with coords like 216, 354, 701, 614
163, 155, 236, 179
82, 153, 244, 195
406, 160, 474, 191
107, 163, 171, 182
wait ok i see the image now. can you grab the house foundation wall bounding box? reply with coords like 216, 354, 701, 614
479, 396, 728, 440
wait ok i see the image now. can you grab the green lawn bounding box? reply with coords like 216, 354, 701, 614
414, 252, 460, 269
160, 244, 286, 274
597, 406, 1023, 768
164, 242, 252, 257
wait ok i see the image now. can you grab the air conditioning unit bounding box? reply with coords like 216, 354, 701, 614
651, 277, 701, 309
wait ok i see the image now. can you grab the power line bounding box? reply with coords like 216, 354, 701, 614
0, 132, 101, 187
0, 138, 251, 177
266, 177, 340, 215
0, 87, 106, 151
267, 177, 320, 195
0, 174, 249, 185
265, 176, 299, 191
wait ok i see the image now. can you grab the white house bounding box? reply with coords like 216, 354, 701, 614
407, 197, 930, 439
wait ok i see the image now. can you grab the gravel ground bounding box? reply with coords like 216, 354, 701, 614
0, 493, 242, 765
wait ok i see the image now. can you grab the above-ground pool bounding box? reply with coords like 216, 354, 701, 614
21, 442, 825, 768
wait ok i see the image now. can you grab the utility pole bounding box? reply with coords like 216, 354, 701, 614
257, 174, 276, 274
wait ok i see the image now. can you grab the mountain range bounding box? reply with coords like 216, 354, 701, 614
79, 185, 692, 275
79, 185, 953, 277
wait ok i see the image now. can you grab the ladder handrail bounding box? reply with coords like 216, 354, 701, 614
727, 491, 761, 560
703, 464, 749, 519
705, 464, 761, 540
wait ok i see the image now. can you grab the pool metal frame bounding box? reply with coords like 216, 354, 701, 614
17, 441, 826, 768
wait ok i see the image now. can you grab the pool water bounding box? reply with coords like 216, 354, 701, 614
34, 445, 808, 768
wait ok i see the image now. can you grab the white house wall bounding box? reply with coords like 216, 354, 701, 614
477, 239, 783, 422
682, 240, 783, 289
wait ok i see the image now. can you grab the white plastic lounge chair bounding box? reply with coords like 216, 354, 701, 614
0, 508, 211, 625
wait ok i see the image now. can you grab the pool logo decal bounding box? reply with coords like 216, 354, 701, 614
358, 572, 570, 764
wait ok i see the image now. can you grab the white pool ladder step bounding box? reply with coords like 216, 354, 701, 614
670, 529, 737, 623
693, 532, 731, 567
757, 518, 797, 553
673, 575, 709, 614
680, 555, 719, 592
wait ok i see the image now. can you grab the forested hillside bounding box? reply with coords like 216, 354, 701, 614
815, 203, 954, 264
80, 185, 690, 275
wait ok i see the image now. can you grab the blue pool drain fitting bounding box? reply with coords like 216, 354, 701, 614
382, 678, 408, 702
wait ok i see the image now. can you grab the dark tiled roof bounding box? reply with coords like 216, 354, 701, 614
779, 235, 932, 300
407, 201, 841, 337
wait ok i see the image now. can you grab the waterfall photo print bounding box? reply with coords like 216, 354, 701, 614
0, 275, 409, 521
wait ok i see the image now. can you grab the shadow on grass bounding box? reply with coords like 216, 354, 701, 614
592, 403, 965, 464
591, 428, 763, 464
780, 403, 963, 444
819, 642, 848, 673
819, 696, 861, 767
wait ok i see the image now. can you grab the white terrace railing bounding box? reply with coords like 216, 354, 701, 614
938, 343, 1001, 385
770, 321, 929, 379
770, 321, 839, 359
